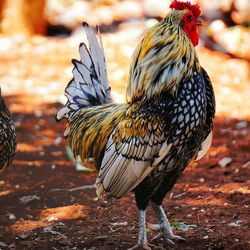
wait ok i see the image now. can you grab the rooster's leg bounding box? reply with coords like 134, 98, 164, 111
150, 201, 185, 244
128, 210, 151, 250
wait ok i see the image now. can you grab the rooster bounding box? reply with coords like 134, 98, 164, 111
0, 88, 16, 175
57, 0, 215, 248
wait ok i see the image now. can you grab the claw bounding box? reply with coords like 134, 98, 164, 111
167, 238, 175, 245
128, 243, 166, 250
128, 244, 152, 250
170, 234, 186, 242
152, 231, 186, 245
151, 232, 162, 242
152, 232, 174, 245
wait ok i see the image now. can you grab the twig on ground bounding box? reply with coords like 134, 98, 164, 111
51, 184, 95, 192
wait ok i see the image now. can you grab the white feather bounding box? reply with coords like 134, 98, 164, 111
195, 131, 213, 161
56, 23, 111, 123
96, 130, 172, 199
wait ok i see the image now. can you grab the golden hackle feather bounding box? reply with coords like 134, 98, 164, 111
127, 10, 201, 101
67, 103, 128, 163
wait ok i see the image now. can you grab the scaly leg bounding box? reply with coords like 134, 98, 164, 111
128, 210, 151, 250
150, 201, 185, 245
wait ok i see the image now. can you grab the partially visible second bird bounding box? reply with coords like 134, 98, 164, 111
0, 87, 16, 175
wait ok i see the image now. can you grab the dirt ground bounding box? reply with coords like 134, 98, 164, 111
0, 94, 249, 250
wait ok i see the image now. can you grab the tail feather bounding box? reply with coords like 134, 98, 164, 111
56, 23, 112, 128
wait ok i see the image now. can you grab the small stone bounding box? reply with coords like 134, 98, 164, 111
234, 168, 239, 174
19, 195, 40, 204
198, 178, 205, 183
18, 233, 29, 239
242, 161, 250, 168
218, 157, 232, 167
51, 164, 56, 170
47, 216, 58, 222
34, 110, 43, 117
8, 213, 16, 220
228, 220, 242, 228
54, 137, 62, 145
39, 151, 45, 156
9, 243, 16, 249
110, 221, 128, 226
0, 241, 8, 247
236, 121, 248, 129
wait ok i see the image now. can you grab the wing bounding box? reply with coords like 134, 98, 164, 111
195, 67, 215, 161
95, 110, 173, 199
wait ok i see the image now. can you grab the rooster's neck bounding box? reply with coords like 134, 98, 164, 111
127, 20, 200, 102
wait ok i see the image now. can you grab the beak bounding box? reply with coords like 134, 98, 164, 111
196, 16, 204, 26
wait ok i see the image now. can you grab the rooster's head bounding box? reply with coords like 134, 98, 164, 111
170, 0, 203, 46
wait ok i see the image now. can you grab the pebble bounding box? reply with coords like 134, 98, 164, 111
218, 157, 232, 167
47, 216, 58, 222
110, 221, 128, 226
236, 121, 248, 129
34, 110, 43, 118
51, 164, 56, 170
17, 233, 29, 239
198, 178, 205, 183
54, 137, 62, 145
242, 161, 250, 168
0, 241, 8, 247
228, 220, 242, 228
19, 195, 41, 204
8, 213, 16, 220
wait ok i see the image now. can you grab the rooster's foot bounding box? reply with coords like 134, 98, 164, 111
128, 243, 165, 250
128, 244, 152, 250
152, 231, 185, 245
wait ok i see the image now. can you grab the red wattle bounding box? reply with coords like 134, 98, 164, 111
190, 30, 199, 46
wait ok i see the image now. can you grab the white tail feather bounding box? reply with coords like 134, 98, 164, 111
56, 23, 112, 125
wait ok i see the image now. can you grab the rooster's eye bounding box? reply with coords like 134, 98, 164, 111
186, 15, 193, 22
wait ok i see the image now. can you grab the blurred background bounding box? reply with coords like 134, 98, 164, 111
0, 1, 249, 249
0, 0, 250, 116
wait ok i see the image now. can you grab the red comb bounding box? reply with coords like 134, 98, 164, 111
169, 0, 201, 17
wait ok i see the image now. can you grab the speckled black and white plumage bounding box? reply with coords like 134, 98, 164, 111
134, 67, 215, 210
0, 93, 16, 175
